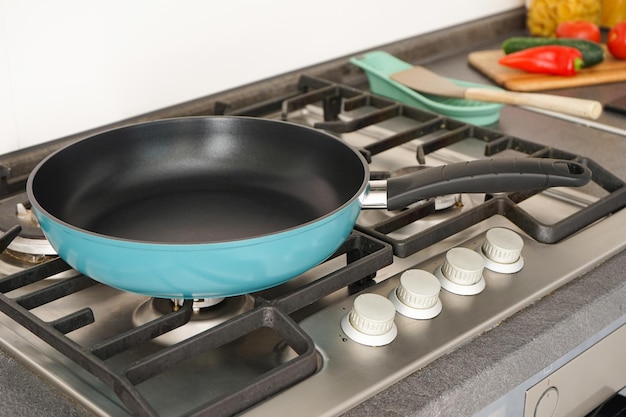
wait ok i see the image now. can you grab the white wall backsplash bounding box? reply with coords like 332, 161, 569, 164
0, 0, 523, 153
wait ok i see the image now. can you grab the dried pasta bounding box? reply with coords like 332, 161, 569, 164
527, 0, 600, 36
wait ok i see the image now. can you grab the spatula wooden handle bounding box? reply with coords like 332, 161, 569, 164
464, 87, 602, 120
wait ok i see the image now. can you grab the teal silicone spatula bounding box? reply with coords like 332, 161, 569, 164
390, 65, 602, 120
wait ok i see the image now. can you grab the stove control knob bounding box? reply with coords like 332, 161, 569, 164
480, 227, 524, 273
435, 247, 486, 295
341, 293, 397, 346
389, 269, 442, 319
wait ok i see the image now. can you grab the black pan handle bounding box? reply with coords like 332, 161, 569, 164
385, 158, 592, 211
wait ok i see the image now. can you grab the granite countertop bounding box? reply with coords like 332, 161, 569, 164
1, 8, 625, 417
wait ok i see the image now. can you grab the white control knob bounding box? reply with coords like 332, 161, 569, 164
435, 247, 486, 295
341, 293, 397, 346
480, 227, 525, 273
442, 247, 484, 285
389, 269, 442, 319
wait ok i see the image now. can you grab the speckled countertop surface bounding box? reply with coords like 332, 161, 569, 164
1, 8, 625, 417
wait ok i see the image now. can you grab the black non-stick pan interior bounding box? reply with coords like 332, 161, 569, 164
29, 117, 368, 243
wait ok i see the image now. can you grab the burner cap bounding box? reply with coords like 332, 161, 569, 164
0, 194, 56, 256
132, 295, 255, 345
0, 194, 44, 238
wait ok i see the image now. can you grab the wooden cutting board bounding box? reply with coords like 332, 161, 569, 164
468, 48, 626, 91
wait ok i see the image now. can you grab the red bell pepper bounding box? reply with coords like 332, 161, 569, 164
498, 45, 584, 76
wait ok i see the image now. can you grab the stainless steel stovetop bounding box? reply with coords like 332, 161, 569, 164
0, 76, 625, 417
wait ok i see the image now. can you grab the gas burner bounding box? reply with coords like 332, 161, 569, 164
356, 171, 484, 244
132, 295, 255, 345
0, 249, 56, 271
0, 194, 56, 260
368, 166, 462, 211
391, 166, 462, 211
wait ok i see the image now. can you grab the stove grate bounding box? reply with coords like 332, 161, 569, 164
287, 76, 626, 258
359, 156, 626, 258
0, 227, 392, 417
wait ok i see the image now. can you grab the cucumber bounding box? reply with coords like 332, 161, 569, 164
501, 37, 605, 67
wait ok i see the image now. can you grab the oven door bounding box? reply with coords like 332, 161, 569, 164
524, 323, 626, 417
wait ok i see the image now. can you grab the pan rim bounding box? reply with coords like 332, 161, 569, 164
26, 115, 371, 246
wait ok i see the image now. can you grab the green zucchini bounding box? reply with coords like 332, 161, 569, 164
502, 37, 605, 67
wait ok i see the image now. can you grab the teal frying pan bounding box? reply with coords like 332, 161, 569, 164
26, 116, 591, 298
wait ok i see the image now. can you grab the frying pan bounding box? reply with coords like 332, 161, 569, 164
26, 116, 591, 299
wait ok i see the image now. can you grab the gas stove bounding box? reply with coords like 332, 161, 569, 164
0, 75, 625, 417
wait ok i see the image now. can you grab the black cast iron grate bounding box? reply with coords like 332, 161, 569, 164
281, 75, 626, 258
0, 225, 393, 417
